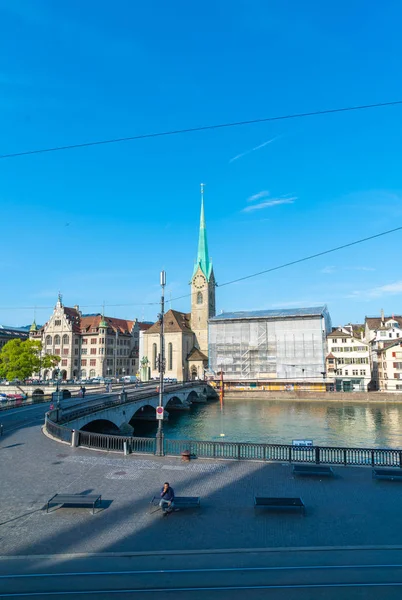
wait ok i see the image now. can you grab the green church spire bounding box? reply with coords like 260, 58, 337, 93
193, 183, 212, 281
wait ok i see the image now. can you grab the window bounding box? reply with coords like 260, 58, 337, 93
360, 370, 366, 376
389, 333, 392, 338
81, 359, 87, 366
82, 339, 88, 344
75, 338, 79, 345
54, 320, 61, 326
90, 348, 96, 355
328, 358, 334, 364
82, 348, 87, 355
63, 348, 68, 355
394, 373, 400, 379
46, 335, 52, 345
344, 370, 348, 375
168, 342, 173, 370
352, 370, 358, 376
99, 338, 104, 344
81, 369, 87, 378
153, 343, 157, 370
89, 369, 96, 378
62, 334, 69, 345
54, 348, 60, 355
332, 338, 337, 343
197, 292, 203, 304
380, 331, 386, 337
54, 335, 61, 345
75, 349, 78, 355
397, 385, 402, 390
74, 359, 78, 365
90, 359, 96, 366
91, 338, 97, 344
342, 338, 347, 343
61, 359, 67, 366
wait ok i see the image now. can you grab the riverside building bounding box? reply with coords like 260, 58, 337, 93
364, 310, 402, 390
208, 306, 331, 390
377, 340, 402, 392
29, 295, 148, 380
0, 325, 29, 350
326, 326, 371, 391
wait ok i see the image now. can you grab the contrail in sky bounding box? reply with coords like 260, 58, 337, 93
229, 136, 279, 163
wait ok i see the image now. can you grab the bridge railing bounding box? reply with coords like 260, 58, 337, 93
78, 430, 155, 453
44, 412, 402, 467
164, 439, 402, 467
45, 415, 73, 444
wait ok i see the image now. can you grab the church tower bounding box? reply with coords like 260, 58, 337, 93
190, 184, 216, 356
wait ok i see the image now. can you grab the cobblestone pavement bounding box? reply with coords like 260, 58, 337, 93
1, 422, 402, 556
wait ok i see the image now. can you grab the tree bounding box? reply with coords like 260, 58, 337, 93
0, 339, 60, 381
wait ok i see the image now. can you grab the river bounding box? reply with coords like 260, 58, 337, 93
133, 397, 402, 449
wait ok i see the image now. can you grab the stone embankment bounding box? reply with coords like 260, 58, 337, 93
224, 390, 402, 402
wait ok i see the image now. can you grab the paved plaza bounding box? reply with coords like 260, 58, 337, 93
1, 420, 402, 557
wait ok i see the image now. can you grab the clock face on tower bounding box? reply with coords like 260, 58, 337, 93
193, 274, 206, 289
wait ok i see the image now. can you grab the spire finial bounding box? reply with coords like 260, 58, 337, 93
57, 292, 63, 307
200, 183, 206, 229
191, 183, 212, 281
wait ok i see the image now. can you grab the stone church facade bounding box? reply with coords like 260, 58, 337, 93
142, 188, 216, 381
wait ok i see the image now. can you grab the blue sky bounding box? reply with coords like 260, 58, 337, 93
1, 0, 402, 328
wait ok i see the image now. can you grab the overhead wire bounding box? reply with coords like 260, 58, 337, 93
1, 225, 401, 311
1, 99, 402, 159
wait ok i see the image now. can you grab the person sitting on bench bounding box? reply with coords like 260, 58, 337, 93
159, 482, 175, 516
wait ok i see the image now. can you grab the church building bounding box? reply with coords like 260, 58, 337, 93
142, 187, 216, 381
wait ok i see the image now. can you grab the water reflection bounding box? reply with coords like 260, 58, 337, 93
133, 398, 402, 449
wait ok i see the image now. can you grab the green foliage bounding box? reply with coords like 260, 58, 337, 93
0, 339, 60, 381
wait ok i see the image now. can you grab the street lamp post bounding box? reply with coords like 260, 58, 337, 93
156, 270, 166, 456
55, 367, 60, 393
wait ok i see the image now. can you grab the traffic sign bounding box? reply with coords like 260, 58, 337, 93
292, 439, 313, 447
156, 406, 164, 420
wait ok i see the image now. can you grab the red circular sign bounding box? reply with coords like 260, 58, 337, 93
156, 407, 164, 414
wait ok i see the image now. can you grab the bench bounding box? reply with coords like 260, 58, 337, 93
293, 464, 334, 477
254, 496, 305, 514
150, 495, 200, 510
47, 493, 102, 514
372, 468, 402, 481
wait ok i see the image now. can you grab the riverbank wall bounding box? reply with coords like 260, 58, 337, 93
223, 390, 402, 402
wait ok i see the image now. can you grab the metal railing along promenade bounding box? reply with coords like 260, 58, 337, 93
44, 412, 402, 467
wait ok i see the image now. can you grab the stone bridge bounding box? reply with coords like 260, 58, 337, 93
58, 383, 216, 435
0, 383, 104, 398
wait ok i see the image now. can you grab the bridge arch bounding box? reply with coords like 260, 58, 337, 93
80, 419, 120, 434
186, 390, 199, 403
32, 388, 44, 397
166, 395, 187, 409
130, 404, 156, 424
